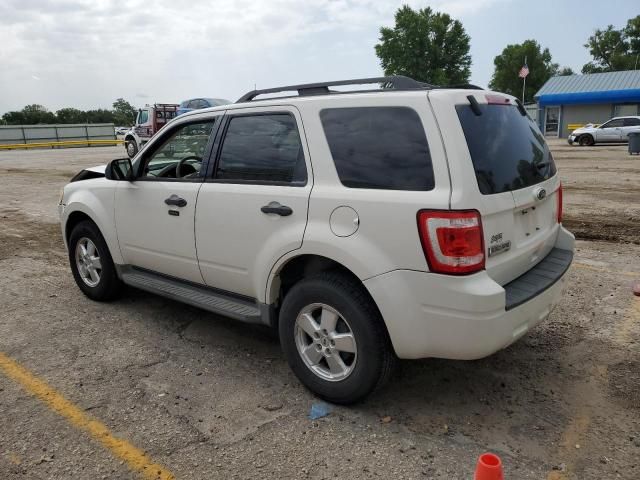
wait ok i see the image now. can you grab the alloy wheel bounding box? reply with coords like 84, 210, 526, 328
75, 237, 102, 287
294, 303, 357, 382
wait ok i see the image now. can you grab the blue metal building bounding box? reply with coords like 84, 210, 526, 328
534, 70, 640, 138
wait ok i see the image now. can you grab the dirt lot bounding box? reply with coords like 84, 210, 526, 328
0, 142, 638, 479
552, 140, 640, 244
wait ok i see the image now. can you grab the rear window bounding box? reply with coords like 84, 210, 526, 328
320, 107, 434, 191
456, 104, 557, 195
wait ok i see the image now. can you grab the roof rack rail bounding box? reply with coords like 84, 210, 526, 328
235, 75, 433, 103
440, 83, 484, 90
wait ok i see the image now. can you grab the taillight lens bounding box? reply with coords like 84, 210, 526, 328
417, 210, 485, 275
557, 183, 563, 223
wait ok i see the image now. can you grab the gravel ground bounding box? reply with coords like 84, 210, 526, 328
0, 142, 638, 479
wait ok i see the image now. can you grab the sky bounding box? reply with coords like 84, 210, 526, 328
0, 0, 638, 113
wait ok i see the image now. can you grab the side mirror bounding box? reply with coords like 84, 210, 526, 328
105, 158, 133, 181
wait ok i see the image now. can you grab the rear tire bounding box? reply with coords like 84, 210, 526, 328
579, 134, 594, 146
279, 272, 395, 404
68, 220, 122, 301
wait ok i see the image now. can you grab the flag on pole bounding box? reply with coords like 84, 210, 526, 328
519, 63, 529, 78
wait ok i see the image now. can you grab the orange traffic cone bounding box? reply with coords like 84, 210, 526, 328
474, 453, 504, 480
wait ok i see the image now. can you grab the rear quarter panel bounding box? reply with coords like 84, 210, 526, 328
266, 92, 451, 302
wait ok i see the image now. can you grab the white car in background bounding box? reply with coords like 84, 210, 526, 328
568, 116, 640, 146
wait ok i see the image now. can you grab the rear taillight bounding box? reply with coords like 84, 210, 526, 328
417, 210, 485, 275
557, 183, 563, 223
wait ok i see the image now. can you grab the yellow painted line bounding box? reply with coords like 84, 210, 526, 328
616, 298, 640, 345
0, 139, 124, 149
573, 262, 638, 278
546, 300, 639, 478
545, 364, 608, 480
546, 412, 591, 480
0, 352, 175, 480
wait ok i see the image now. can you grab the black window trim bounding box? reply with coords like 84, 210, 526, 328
205, 110, 308, 187
133, 116, 223, 183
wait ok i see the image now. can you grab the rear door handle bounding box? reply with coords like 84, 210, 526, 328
165, 194, 187, 207
261, 201, 293, 216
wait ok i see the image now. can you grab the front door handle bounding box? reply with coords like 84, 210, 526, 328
165, 194, 187, 207
261, 201, 293, 216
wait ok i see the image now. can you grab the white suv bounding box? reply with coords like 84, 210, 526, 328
59, 76, 574, 404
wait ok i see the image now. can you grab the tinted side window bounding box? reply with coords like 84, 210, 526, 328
603, 119, 623, 128
320, 107, 434, 191
215, 114, 307, 184
624, 117, 640, 127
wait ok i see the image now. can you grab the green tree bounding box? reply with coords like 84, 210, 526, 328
14, 104, 57, 124
558, 66, 575, 76
582, 15, 640, 73
489, 40, 558, 103
112, 98, 136, 126
1, 111, 26, 125
85, 109, 115, 123
374, 5, 471, 86
55, 108, 85, 124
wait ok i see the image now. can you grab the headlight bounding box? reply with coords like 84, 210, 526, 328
58, 188, 65, 205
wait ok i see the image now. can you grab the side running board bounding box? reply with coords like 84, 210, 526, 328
118, 266, 264, 325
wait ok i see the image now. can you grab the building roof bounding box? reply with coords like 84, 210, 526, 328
535, 70, 640, 106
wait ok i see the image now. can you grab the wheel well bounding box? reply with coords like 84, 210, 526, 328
65, 211, 95, 243
271, 254, 391, 341
124, 135, 135, 143
274, 255, 359, 303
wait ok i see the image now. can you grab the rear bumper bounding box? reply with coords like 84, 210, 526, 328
365, 226, 575, 360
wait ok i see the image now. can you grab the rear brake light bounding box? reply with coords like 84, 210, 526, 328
557, 183, 563, 223
417, 210, 485, 275
485, 94, 511, 105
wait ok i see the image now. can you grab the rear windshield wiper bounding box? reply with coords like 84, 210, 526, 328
466, 95, 482, 116
515, 99, 528, 117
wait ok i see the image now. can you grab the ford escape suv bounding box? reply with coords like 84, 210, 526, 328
59, 76, 574, 404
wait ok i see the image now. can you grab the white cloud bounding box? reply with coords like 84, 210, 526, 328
0, 0, 506, 112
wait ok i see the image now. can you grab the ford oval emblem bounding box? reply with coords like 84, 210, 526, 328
534, 187, 547, 201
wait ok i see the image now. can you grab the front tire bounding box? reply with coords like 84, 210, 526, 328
125, 139, 138, 158
279, 272, 395, 404
68, 220, 122, 301
579, 134, 594, 146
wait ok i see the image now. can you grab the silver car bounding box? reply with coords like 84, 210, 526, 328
568, 116, 640, 146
